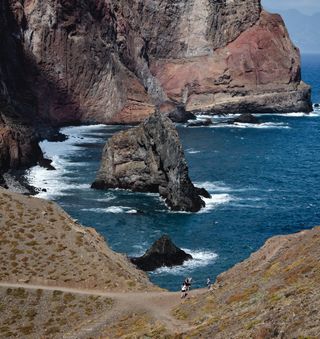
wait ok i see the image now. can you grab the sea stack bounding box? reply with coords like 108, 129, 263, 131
92, 112, 210, 212
130, 235, 193, 271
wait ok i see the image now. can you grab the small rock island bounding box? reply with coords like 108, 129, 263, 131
92, 113, 210, 212
130, 235, 192, 271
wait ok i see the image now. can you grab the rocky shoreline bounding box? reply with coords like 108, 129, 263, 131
0, 0, 319, 337
0, 0, 313, 180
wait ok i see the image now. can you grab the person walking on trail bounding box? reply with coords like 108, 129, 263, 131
207, 277, 211, 290
184, 277, 192, 291
181, 283, 188, 299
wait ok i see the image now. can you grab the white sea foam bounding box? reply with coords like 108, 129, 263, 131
82, 206, 138, 214
153, 249, 218, 275
196, 181, 266, 194
95, 195, 116, 202
195, 181, 234, 213
61, 124, 108, 134
186, 148, 201, 154
209, 122, 290, 129
195, 181, 232, 192
26, 124, 109, 199
256, 111, 320, 118
194, 181, 266, 211
200, 194, 233, 213
27, 165, 90, 199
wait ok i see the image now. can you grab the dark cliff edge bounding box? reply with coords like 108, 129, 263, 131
0, 0, 313, 178
92, 113, 210, 212
0, 1, 42, 181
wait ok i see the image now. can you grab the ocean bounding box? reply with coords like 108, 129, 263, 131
25, 54, 320, 291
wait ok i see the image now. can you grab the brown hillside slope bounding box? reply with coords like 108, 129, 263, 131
1, 187, 320, 338
174, 226, 320, 338
0, 188, 156, 292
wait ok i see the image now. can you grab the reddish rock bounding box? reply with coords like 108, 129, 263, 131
0, 1, 313, 175
150, 11, 311, 114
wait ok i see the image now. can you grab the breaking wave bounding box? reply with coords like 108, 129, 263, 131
25, 124, 108, 199
82, 206, 138, 214
152, 249, 218, 275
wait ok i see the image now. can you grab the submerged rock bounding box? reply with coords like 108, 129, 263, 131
92, 112, 210, 212
230, 113, 260, 124
187, 118, 213, 127
130, 235, 192, 271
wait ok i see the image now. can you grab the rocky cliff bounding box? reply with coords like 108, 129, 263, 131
18, 0, 311, 122
0, 1, 42, 176
0, 0, 312, 175
3, 0, 313, 122
92, 113, 209, 212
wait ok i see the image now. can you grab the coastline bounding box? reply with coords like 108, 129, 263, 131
16, 108, 320, 291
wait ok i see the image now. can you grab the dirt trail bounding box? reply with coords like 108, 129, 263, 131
0, 282, 207, 337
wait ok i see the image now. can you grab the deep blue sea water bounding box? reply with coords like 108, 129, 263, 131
26, 54, 320, 291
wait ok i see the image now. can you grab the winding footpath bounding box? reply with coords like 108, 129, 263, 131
0, 282, 207, 338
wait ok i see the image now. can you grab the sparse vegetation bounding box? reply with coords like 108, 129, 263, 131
0, 286, 113, 338
0, 188, 153, 291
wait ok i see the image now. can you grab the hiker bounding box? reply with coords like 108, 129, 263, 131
181, 283, 188, 299
184, 277, 192, 291
206, 277, 211, 290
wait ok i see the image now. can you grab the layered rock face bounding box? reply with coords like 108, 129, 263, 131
0, 0, 312, 175
0, 1, 42, 176
150, 10, 311, 114
92, 113, 209, 212
4, 0, 312, 125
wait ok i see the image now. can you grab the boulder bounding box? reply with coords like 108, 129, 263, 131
159, 102, 196, 123
130, 235, 192, 271
187, 118, 213, 127
38, 158, 56, 171
230, 113, 260, 124
92, 112, 210, 212
314, 103, 319, 108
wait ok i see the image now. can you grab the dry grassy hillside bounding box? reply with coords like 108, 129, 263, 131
0, 188, 155, 292
1, 188, 319, 338
0, 286, 113, 338
174, 226, 320, 338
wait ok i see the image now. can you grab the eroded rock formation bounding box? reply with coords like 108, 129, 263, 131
92, 113, 210, 212
130, 235, 192, 271
0, 0, 312, 175
3, 0, 312, 125
0, 1, 42, 178
151, 10, 311, 114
